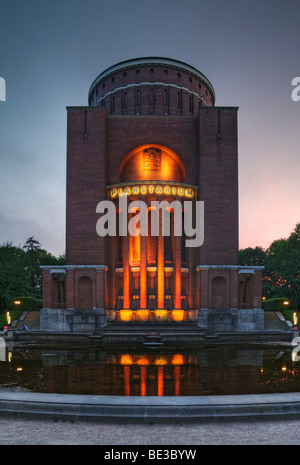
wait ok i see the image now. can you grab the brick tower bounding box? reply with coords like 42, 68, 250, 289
41, 57, 264, 332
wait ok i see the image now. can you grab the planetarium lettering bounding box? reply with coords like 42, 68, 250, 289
96, 196, 204, 248
109, 183, 195, 199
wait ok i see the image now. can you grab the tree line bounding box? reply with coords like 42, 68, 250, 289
0, 224, 299, 314
239, 223, 300, 311
0, 236, 65, 313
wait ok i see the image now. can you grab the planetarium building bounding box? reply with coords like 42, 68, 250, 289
41, 57, 264, 333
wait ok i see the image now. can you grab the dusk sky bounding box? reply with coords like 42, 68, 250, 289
0, 0, 299, 257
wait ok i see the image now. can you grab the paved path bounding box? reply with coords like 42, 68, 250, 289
0, 416, 299, 445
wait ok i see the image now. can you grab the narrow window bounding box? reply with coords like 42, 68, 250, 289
150, 88, 154, 105
136, 89, 140, 106
111, 96, 115, 113
123, 91, 127, 108
177, 92, 181, 109
164, 89, 168, 105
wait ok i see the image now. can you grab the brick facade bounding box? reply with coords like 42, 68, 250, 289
41, 57, 264, 332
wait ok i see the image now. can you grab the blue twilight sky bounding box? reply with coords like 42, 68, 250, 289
0, 0, 299, 257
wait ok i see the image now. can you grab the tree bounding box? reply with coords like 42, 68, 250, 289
0, 237, 65, 313
239, 246, 266, 267
264, 223, 300, 308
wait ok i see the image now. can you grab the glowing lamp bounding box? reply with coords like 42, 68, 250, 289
293, 312, 298, 326
172, 354, 184, 365
120, 354, 133, 365
136, 310, 150, 321
283, 301, 290, 306
14, 300, 21, 305
154, 356, 167, 366
172, 310, 184, 322
119, 310, 133, 321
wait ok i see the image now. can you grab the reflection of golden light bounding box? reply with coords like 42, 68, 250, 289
281, 365, 287, 371
155, 356, 167, 366
8, 352, 12, 362
16, 367, 23, 372
283, 301, 290, 306
172, 354, 184, 365
6, 312, 11, 325
120, 310, 133, 321
120, 354, 133, 365
172, 310, 184, 322
137, 356, 150, 366
293, 312, 298, 326
157, 366, 164, 396
136, 310, 150, 321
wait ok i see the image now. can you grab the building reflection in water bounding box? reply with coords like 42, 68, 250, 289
3, 348, 300, 397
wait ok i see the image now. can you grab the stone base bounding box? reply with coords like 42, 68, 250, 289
40, 308, 107, 332
197, 308, 264, 333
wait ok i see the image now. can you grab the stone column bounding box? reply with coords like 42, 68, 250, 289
140, 233, 147, 309
174, 231, 182, 309
157, 210, 165, 309
122, 236, 130, 309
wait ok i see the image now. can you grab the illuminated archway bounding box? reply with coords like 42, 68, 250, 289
119, 144, 186, 183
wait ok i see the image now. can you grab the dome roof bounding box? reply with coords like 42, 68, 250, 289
88, 57, 215, 104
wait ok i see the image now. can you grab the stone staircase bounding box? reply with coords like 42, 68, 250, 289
12, 311, 40, 331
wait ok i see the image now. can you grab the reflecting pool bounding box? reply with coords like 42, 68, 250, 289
1, 346, 300, 396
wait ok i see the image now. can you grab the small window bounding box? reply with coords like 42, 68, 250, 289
150, 88, 154, 105
177, 92, 181, 108
123, 91, 127, 108
111, 96, 115, 113
136, 89, 140, 105
164, 89, 168, 105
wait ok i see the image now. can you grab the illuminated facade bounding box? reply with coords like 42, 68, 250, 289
41, 57, 264, 333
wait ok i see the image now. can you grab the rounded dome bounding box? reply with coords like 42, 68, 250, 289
88, 57, 215, 115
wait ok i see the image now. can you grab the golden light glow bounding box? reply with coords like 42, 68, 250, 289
16, 367, 23, 372
172, 310, 184, 322
119, 310, 133, 321
6, 311, 11, 325
14, 300, 21, 305
283, 301, 290, 306
136, 356, 150, 366
157, 366, 164, 396
281, 365, 287, 371
172, 354, 184, 365
120, 354, 133, 365
154, 309, 168, 321
155, 356, 167, 366
293, 312, 298, 326
109, 183, 195, 199
136, 310, 150, 321
262, 296, 266, 301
